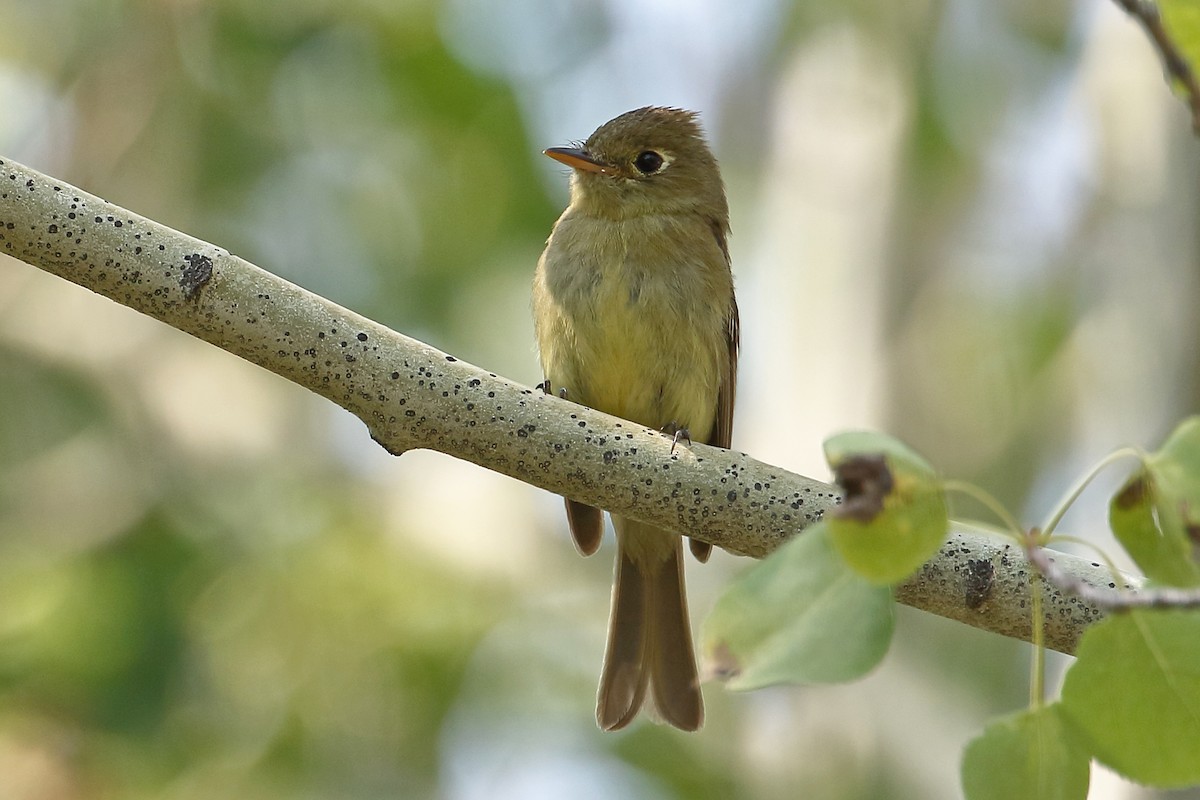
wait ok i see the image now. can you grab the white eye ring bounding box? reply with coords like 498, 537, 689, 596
633, 150, 673, 175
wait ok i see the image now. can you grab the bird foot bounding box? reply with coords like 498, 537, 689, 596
537, 379, 570, 400
662, 422, 692, 454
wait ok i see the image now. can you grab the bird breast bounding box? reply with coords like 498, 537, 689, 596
533, 210, 730, 440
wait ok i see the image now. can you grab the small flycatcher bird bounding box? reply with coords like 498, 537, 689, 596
533, 107, 739, 731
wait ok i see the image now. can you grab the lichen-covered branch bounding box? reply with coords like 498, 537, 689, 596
898, 528, 1140, 654
0, 155, 1136, 655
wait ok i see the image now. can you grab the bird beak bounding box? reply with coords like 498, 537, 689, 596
543, 147, 614, 175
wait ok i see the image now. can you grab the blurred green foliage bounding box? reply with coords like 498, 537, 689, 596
2, 0, 1199, 797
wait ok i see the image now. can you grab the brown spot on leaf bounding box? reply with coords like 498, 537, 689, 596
1181, 502, 1200, 562
706, 641, 742, 682
833, 454, 893, 523
1178, 502, 1199, 536
1115, 475, 1149, 510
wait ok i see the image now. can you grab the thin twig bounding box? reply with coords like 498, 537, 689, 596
1114, 0, 1200, 134
1026, 537, 1200, 610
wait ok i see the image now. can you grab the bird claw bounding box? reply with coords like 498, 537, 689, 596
537, 379, 571, 400
662, 422, 692, 454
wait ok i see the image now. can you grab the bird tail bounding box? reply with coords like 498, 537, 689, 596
596, 517, 703, 731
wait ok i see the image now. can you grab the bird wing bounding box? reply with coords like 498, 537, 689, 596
691, 221, 739, 563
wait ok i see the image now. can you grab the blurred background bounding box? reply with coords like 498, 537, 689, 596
1, 0, 1197, 797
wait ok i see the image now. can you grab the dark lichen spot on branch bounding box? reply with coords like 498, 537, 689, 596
180, 253, 213, 301
963, 559, 995, 609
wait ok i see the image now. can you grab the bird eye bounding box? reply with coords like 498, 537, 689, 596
633, 150, 665, 175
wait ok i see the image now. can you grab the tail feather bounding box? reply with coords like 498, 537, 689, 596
648, 542, 703, 730
596, 518, 703, 732
566, 499, 604, 556
597, 542, 650, 730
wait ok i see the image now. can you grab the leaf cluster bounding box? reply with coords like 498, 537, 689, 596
703, 420, 1200, 797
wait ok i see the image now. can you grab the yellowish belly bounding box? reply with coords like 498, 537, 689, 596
533, 211, 730, 443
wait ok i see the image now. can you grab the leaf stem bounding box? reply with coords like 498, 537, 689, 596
1030, 564, 1046, 708
1042, 534, 1127, 584
941, 480, 1025, 541
1040, 447, 1145, 538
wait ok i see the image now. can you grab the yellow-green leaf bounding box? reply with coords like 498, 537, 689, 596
1161, 1, 1200, 94
701, 523, 893, 690
1060, 610, 1200, 787
1110, 417, 1200, 587
961, 705, 1090, 800
824, 431, 949, 584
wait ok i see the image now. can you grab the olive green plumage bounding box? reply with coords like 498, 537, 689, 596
533, 107, 739, 731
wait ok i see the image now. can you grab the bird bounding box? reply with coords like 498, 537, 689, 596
532, 106, 739, 731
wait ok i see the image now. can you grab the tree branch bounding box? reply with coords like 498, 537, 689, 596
1114, 0, 1200, 134
1027, 538, 1199, 610
0, 155, 1138, 656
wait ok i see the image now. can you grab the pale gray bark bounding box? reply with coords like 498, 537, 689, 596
0, 155, 1137, 656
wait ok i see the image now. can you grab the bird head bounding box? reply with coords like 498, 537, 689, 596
544, 107, 728, 222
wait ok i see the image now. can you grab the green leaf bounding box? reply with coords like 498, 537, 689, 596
1161, 1, 1200, 93
1060, 610, 1200, 787
1109, 417, 1200, 587
1109, 483, 1200, 587
701, 523, 893, 690
823, 431, 950, 584
961, 705, 1090, 800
